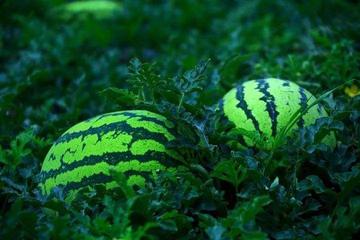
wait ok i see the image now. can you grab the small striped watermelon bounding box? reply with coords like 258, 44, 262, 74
57, 0, 123, 20
39, 110, 181, 199
219, 78, 336, 149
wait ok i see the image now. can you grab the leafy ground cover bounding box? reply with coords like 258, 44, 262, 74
1, 0, 359, 239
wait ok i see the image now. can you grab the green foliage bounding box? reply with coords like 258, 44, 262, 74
1, 0, 360, 239
211, 160, 247, 192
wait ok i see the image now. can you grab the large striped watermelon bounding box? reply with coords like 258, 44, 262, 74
219, 78, 336, 149
39, 110, 181, 199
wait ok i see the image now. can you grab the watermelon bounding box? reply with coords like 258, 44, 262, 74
219, 78, 336, 149
57, 0, 123, 20
39, 110, 181, 199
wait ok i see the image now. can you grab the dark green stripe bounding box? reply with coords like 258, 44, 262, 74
40, 151, 178, 181
61, 171, 150, 195
61, 173, 112, 194
235, 85, 262, 133
297, 87, 307, 128
256, 79, 279, 136
54, 120, 173, 147
219, 97, 247, 146
125, 111, 173, 128
61, 111, 174, 144
282, 81, 290, 87
93, 111, 171, 129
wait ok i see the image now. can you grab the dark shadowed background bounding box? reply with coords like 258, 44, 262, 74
0, 0, 359, 239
